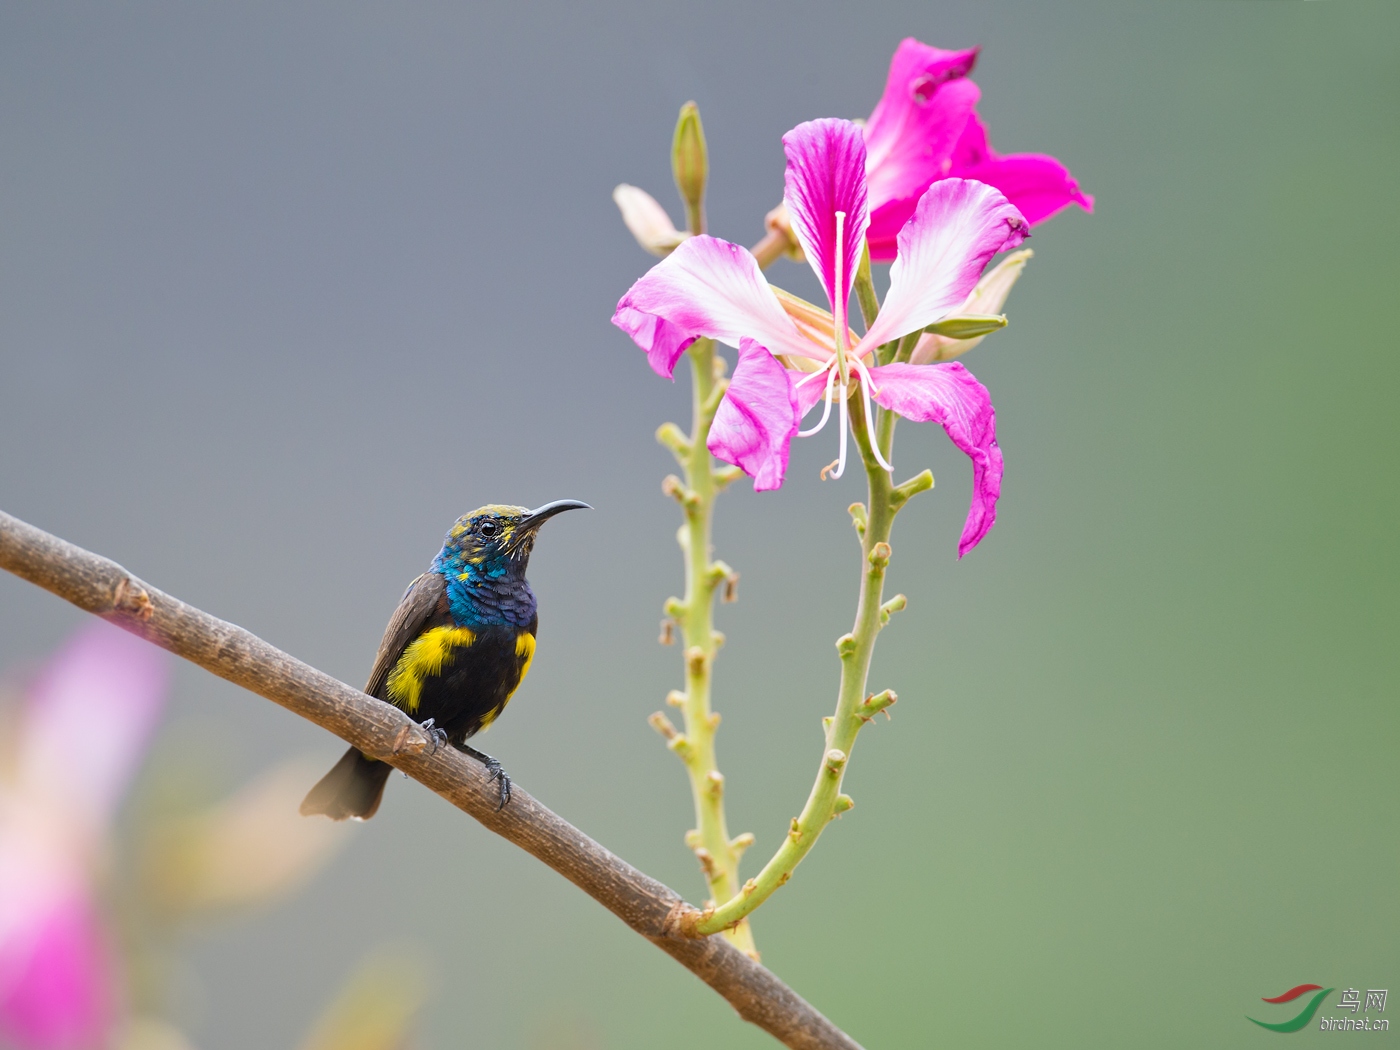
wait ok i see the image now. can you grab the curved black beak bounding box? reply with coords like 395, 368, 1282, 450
518, 499, 592, 534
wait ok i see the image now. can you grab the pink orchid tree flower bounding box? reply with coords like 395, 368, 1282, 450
863, 37, 1093, 261
615, 118, 1028, 557
0, 624, 169, 1050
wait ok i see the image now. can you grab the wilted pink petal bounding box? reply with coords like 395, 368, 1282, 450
867, 362, 1003, 556
0, 892, 111, 1050
21, 623, 169, 831
861, 179, 1028, 353
707, 339, 799, 492
613, 235, 812, 370
781, 119, 870, 312
951, 113, 1093, 225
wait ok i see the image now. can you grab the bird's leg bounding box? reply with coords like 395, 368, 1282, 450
419, 718, 448, 754
454, 742, 512, 810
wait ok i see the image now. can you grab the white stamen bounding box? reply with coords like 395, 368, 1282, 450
830, 382, 849, 479
798, 363, 838, 437
849, 357, 893, 472
833, 211, 848, 381
849, 353, 877, 392
858, 369, 893, 472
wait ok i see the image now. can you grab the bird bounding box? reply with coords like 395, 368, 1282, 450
300, 500, 590, 820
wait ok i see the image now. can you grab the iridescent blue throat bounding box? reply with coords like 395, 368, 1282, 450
431, 546, 537, 628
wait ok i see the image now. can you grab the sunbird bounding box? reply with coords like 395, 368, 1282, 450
301, 500, 590, 820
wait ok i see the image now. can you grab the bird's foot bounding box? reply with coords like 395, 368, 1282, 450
485, 759, 512, 811
420, 718, 449, 755
457, 743, 512, 810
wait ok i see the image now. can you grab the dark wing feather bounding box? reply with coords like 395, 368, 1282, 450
364, 572, 449, 699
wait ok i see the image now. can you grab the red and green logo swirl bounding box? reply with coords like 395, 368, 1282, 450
1248, 984, 1334, 1033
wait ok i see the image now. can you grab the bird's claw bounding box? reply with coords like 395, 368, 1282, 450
420, 718, 448, 755
454, 743, 512, 810
485, 759, 512, 811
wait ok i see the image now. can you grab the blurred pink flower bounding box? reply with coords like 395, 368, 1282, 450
0, 624, 169, 1049
863, 37, 1093, 260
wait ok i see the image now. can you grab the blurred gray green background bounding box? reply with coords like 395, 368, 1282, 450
2, 2, 1396, 1047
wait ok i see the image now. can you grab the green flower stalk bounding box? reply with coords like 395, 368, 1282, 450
617, 102, 758, 956
653, 337, 757, 957
691, 364, 933, 938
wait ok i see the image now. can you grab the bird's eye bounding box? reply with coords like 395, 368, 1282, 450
479, 521, 501, 538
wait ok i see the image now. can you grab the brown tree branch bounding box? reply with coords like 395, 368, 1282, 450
0, 508, 863, 1050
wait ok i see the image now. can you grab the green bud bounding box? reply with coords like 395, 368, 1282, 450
914, 250, 1032, 363
672, 101, 708, 234
923, 315, 1008, 340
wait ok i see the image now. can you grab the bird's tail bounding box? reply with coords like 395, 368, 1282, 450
300, 747, 393, 821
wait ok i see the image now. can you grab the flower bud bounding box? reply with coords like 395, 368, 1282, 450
763, 202, 807, 262
923, 315, 1007, 340
672, 101, 708, 232
912, 249, 1033, 363
613, 184, 688, 256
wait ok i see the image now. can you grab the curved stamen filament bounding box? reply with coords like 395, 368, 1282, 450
798, 363, 838, 438
848, 357, 893, 472
829, 381, 849, 479
857, 370, 893, 473
793, 361, 834, 389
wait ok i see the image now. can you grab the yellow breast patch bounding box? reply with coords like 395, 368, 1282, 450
514, 631, 536, 682
386, 626, 476, 713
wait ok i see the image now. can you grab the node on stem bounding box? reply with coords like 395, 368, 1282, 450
656, 422, 691, 460
721, 571, 740, 603
891, 469, 935, 509
648, 711, 679, 740
878, 594, 907, 625
848, 502, 868, 539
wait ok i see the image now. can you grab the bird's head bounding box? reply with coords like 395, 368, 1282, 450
440, 500, 591, 579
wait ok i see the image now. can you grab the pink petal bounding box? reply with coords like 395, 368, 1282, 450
706, 338, 799, 492
22, 622, 169, 829
781, 119, 870, 313
864, 77, 981, 257
951, 113, 1093, 225
864, 201, 906, 264
0, 892, 112, 1050
865, 38, 980, 171
949, 110, 992, 169
611, 305, 697, 379
953, 154, 1094, 226
794, 370, 832, 420
613, 235, 811, 375
860, 179, 1028, 353
867, 362, 1002, 557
